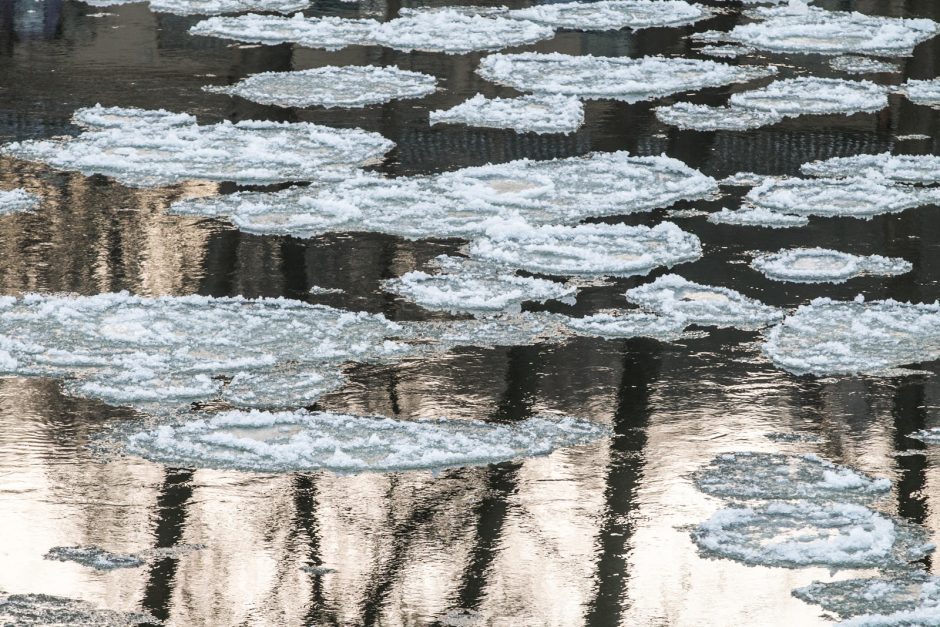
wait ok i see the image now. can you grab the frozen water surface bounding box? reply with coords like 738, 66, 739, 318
902, 79, 940, 107
476, 52, 776, 102
0, 188, 39, 214
44, 546, 144, 570
625, 274, 782, 330
692, 501, 933, 569
429, 94, 585, 134
120, 409, 610, 473
81, 0, 310, 14
752, 248, 912, 283
707, 206, 809, 228
206, 66, 437, 108
0, 592, 155, 625
654, 102, 784, 131
694, 452, 891, 502
0, 105, 394, 187
729, 77, 889, 116
467, 220, 702, 278
505, 0, 710, 32
190, 14, 379, 49
558, 311, 691, 341
801, 153, 940, 185
763, 297, 940, 376
383, 255, 576, 314
828, 56, 900, 74
793, 574, 940, 624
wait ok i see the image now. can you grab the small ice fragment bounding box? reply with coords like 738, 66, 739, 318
206, 66, 437, 108
506, 0, 710, 32
708, 206, 809, 228
558, 311, 690, 341
430, 94, 585, 135
625, 274, 781, 330
719, 172, 772, 187
0, 189, 39, 214
900, 79, 940, 107
655, 102, 783, 131
698, 43, 755, 58
477, 52, 776, 103
148, 0, 309, 15
693, 452, 891, 502
44, 546, 144, 570
752, 248, 912, 283
828, 56, 900, 74
897, 134, 931, 141
301, 565, 336, 575
793, 574, 940, 624
0, 592, 156, 625
909, 428, 940, 444
729, 77, 889, 116
801, 152, 940, 185
190, 14, 379, 50
308, 285, 344, 295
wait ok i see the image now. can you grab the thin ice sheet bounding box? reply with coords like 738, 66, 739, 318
430, 94, 585, 135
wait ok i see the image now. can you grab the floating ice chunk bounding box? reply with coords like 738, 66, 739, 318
698, 43, 755, 58
763, 298, 940, 376
716, 5, 939, 56
558, 311, 690, 341
148, 0, 309, 15
729, 77, 889, 116
506, 0, 710, 32
383, 255, 575, 314
1, 105, 394, 187
694, 452, 891, 502
801, 153, 940, 185
654, 102, 784, 131
897, 134, 931, 141
829, 56, 900, 74
422, 311, 567, 348
121, 409, 610, 473
429, 94, 585, 135
707, 206, 809, 228
369, 9, 554, 54
901, 79, 940, 107
308, 285, 344, 295
44, 546, 144, 570
719, 171, 772, 187
625, 274, 781, 330
190, 14, 380, 50
206, 66, 437, 108
468, 220, 701, 278
692, 501, 933, 569
745, 177, 938, 220
909, 428, 940, 444
0, 189, 39, 214
477, 53, 776, 103
793, 574, 940, 625
0, 593, 156, 626
752, 248, 912, 283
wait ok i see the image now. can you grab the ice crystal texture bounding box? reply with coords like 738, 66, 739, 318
558, 311, 690, 341
801, 152, 940, 185
707, 206, 809, 228
0, 188, 39, 214
44, 546, 144, 570
190, 14, 379, 49
506, 0, 710, 31
752, 248, 911, 283
793, 574, 940, 625
902, 79, 940, 107
654, 102, 783, 131
81, 0, 309, 15
430, 94, 585, 134
728, 77, 889, 116
0, 593, 155, 626
828, 56, 900, 74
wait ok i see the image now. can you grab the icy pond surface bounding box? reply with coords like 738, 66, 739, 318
5, 0, 940, 625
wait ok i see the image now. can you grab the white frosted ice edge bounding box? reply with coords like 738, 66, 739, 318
0, 592, 156, 625
655, 102, 783, 131
902, 79, 940, 107
0, 105, 394, 187
429, 94, 585, 135
80, 0, 309, 15
828, 56, 900, 74
763, 297, 940, 376
121, 409, 611, 473
802, 152, 940, 185
476, 52, 776, 103
752, 247, 912, 283
506, 0, 710, 31
793, 573, 940, 625
206, 65, 437, 108
467, 219, 701, 278
692, 501, 933, 569
190, 14, 379, 50
625, 273, 781, 330
707, 206, 809, 228
694, 452, 891, 502
0, 189, 40, 214
559, 310, 690, 341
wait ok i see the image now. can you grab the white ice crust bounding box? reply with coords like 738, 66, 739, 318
476, 52, 776, 102
190, 14, 379, 50
0, 592, 155, 625
0, 105, 394, 187
81, 0, 309, 16
558, 311, 690, 341
793, 574, 940, 625
654, 102, 783, 131
707, 206, 809, 228
902, 79, 940, 107
44, 546, 144, 570
430, 94, 585, 135
0, 189, 39, 214
801, 152, 940, 185
752, 248, 912, 283
506, 0, 710, 31
828, 56, 900, 74
728, 77, 889, 116
206, 65, 437, 108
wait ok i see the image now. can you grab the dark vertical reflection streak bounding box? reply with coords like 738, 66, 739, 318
294, 475, 339, 627
892, 380, 928, 527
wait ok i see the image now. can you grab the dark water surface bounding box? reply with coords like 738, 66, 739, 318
2, 0, 940, 625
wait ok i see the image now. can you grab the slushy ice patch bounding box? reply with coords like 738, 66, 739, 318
0, 592, 155, 626
506, 0, 710, 31
802, 153, 940, 184
752, 248, 912, 283
190, 14, 379, 49
0, 189, 39, 214
430, 94, 585, 135
793, 574, 940, 624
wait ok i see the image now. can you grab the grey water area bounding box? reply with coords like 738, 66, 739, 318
4, 0, 940, 625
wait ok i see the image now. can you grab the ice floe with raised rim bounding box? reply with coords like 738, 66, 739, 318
0, 105, 394, 187
829, 56, 900, 74
698, 4, 940, 57
752, 248, 912, 283
707, 206, 809, 228
692, 501, 933, 569
476, 52, 776, 103
694, 452, 891, 502
801, 152, 940, 185
383, 255, 576, 314
729, 77, 889, 116
467, 220, 701, 278
505, 0, 711, 32
206, 65, 437, 108
793, 573, 940, 625
763, 297, 940, 376
901, 79, 940, 107
655, 102, 783, 131
120, 409, 610, 473
80, 0, 309, 16
190, 14, 378, 49
0, 592, 155, 626
429, 94, 585, 135
625, 274, 781, 330
0, 189, 39, 214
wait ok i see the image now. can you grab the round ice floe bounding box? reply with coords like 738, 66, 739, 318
0, 105, 394, 187
0, 593, 155, 626
793, 574, 940, 625
654, 102, 783, 131
752, 248, 912, 283
707, 206, 809, 228
763, 298, 940, 376
694, 452, 891, 501
190, 14, 379, 49
429, 94, 585, 135
477, 52, 775, 103
692, 501, 933, 569
828, 56, 900, 74
625, 274, 781, 330
0, 189, 39, 214
383, 256, 576, 314
44, 546, 143, 571
745, 177, 937, 220
558, 311, 690, 341
467, 220, 701, 278
729, 77, 889, 116
121, 410, 610, 473
801, 153, 940, 185
902, 79, 940, 107
370, 9, 554, 53
506, 0, 710, 31
206, 66, 437, 108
